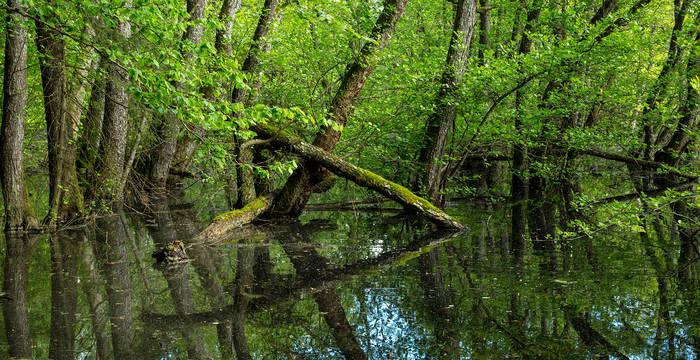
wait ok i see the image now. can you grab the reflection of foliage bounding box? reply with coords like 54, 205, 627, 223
3, 204, 699, 358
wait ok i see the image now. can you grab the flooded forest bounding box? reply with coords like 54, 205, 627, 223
0, 0, 699, 358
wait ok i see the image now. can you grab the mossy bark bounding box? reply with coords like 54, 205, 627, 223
194, 196, 271, 243
255, 124, 465, 229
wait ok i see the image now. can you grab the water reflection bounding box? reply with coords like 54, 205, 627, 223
1, 199, 699, 359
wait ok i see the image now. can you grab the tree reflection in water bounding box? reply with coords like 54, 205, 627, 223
0, 202, 698, 359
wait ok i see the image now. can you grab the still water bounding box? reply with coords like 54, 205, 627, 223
1, 196, 698, 359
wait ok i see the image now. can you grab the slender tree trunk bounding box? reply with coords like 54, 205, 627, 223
97, 9, 131, 206
418, 249, 460, 360
35, 8, 69, 222
477, 0, 492, 64
281, 225, 368, 360
172, 204, 235, 358
150, 0, 209, 189
510, 3, 541, 257
1, 0, 37, 231
414, 0, 477, 203
655, 25, 700, 278
270, 0, 408, 216
230, 239, 254, 360
78, 56, 106, 198
638, 0, 693, 161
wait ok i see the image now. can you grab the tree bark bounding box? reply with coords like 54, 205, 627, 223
477, 0, 491, 63
1, 0, 37, 231
81, 236, 113, 360
78, 56, 106, 198
150, 0, 209, 189
35, 7, 67, 221
97, 8, 131, 205
195, 195, 272, 243
256, 124, 465, 229
146, 199, 213, 359
270, 0, 408, 216
415, 0, 477, 203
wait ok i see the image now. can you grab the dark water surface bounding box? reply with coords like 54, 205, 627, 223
1, 197, 699, 359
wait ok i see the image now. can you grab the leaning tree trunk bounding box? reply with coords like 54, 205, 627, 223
256, 124, 465, 229
149, 0, 208, 189
195, 125, 465, 243
414, 0, 476, 203
1, 0, 37, 231
270, 0, 408, 216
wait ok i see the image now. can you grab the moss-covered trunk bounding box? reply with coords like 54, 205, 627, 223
256, 124, 465, 229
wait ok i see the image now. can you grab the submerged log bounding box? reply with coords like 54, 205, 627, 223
194, 196, 271, 243
254, 124, 465, 230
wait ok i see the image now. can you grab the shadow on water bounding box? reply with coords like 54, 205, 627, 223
1, 195, 700, 359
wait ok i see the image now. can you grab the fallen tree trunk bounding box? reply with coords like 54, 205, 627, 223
254, 123, 465, 230
194, 196, 271, 243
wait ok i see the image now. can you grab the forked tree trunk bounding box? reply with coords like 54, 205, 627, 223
270, 0, 408, 216
1, 0, 37, 231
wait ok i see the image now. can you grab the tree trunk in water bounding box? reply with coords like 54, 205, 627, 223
2, 233, 36, 359
231, 239, 254, 360
1, 0, 37, 231
654, 16, 699, 280
150, 0, 209, 189
270, 0, 408, 216
172, 203, 235, 358
256, 124, 465, 229
510, 3, 540, 258
97, 11, 131, 206
414, 0, 476, 203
